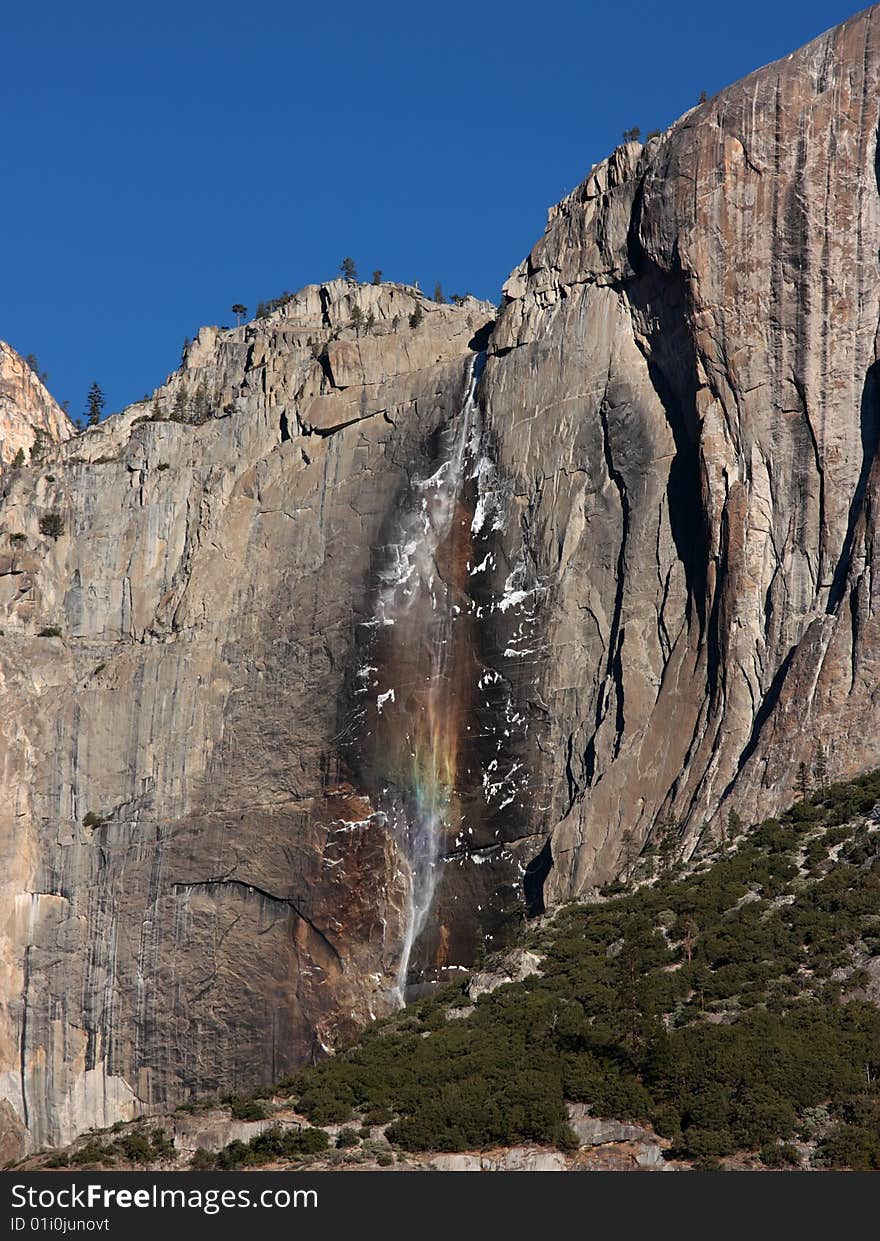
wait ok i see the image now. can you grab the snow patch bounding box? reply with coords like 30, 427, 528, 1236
377, 688, 396, 712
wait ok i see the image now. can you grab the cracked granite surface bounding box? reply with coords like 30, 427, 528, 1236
3, 5, 880, 1155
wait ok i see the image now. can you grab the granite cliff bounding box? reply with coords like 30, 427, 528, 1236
484, 4, 880, 902
0, 342, 73, 466
3, 4, 880, 1157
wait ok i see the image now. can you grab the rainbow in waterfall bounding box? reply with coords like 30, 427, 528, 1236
368, 356, 483, 1001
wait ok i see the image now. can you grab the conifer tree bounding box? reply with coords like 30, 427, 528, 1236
814, 745, 829, 795
86, 382, 105, 427
193, 382, 210, 423
656, 817, 680, 871
172, 385, 189, 423
24, 354, 48, 383
795, 761, 811, 802
30, 428, 46, 460
620, 827, 639, 881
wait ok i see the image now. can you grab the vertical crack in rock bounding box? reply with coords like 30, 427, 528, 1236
592, 389, 630, 766
19, 946, 31, 1132
523, 839, 553, 917
828, 360, 880, 611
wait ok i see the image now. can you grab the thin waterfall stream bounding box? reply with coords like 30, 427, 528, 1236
364, 353, 486, 1004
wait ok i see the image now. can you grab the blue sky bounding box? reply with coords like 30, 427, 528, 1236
0, 1, 862, 419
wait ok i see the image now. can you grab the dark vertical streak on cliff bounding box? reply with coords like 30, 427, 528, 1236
828, 116, 880, 613
829, 357, 880, 610
19, 946, 30, 1131
596, 393, 629, 760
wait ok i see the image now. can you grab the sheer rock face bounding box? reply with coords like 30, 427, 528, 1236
4, 5, 880, 1157
0, 282, 493, 1152
484, 5, 880, 902
0, 343, 73, 465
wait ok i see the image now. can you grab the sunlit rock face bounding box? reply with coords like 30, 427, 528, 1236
0, 342, 73, 465
484, 5, 880, 901
4, 4, 880, 1157
0, 283, 496, 1153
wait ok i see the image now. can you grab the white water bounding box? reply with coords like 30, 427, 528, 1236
372, 354, 485, 1005
374, 354, 482, 628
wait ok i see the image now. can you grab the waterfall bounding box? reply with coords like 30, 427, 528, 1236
364, 353, 486, 1004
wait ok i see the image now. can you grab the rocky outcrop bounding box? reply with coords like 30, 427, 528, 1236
466, 948, 542, 1000
428, 1148, 568, 1172
4, 5, 880, 1159
566, 1104, 656, 1148
482, 4, 880, 902
0, 343, 73, 465
0, 280, 494, 1154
